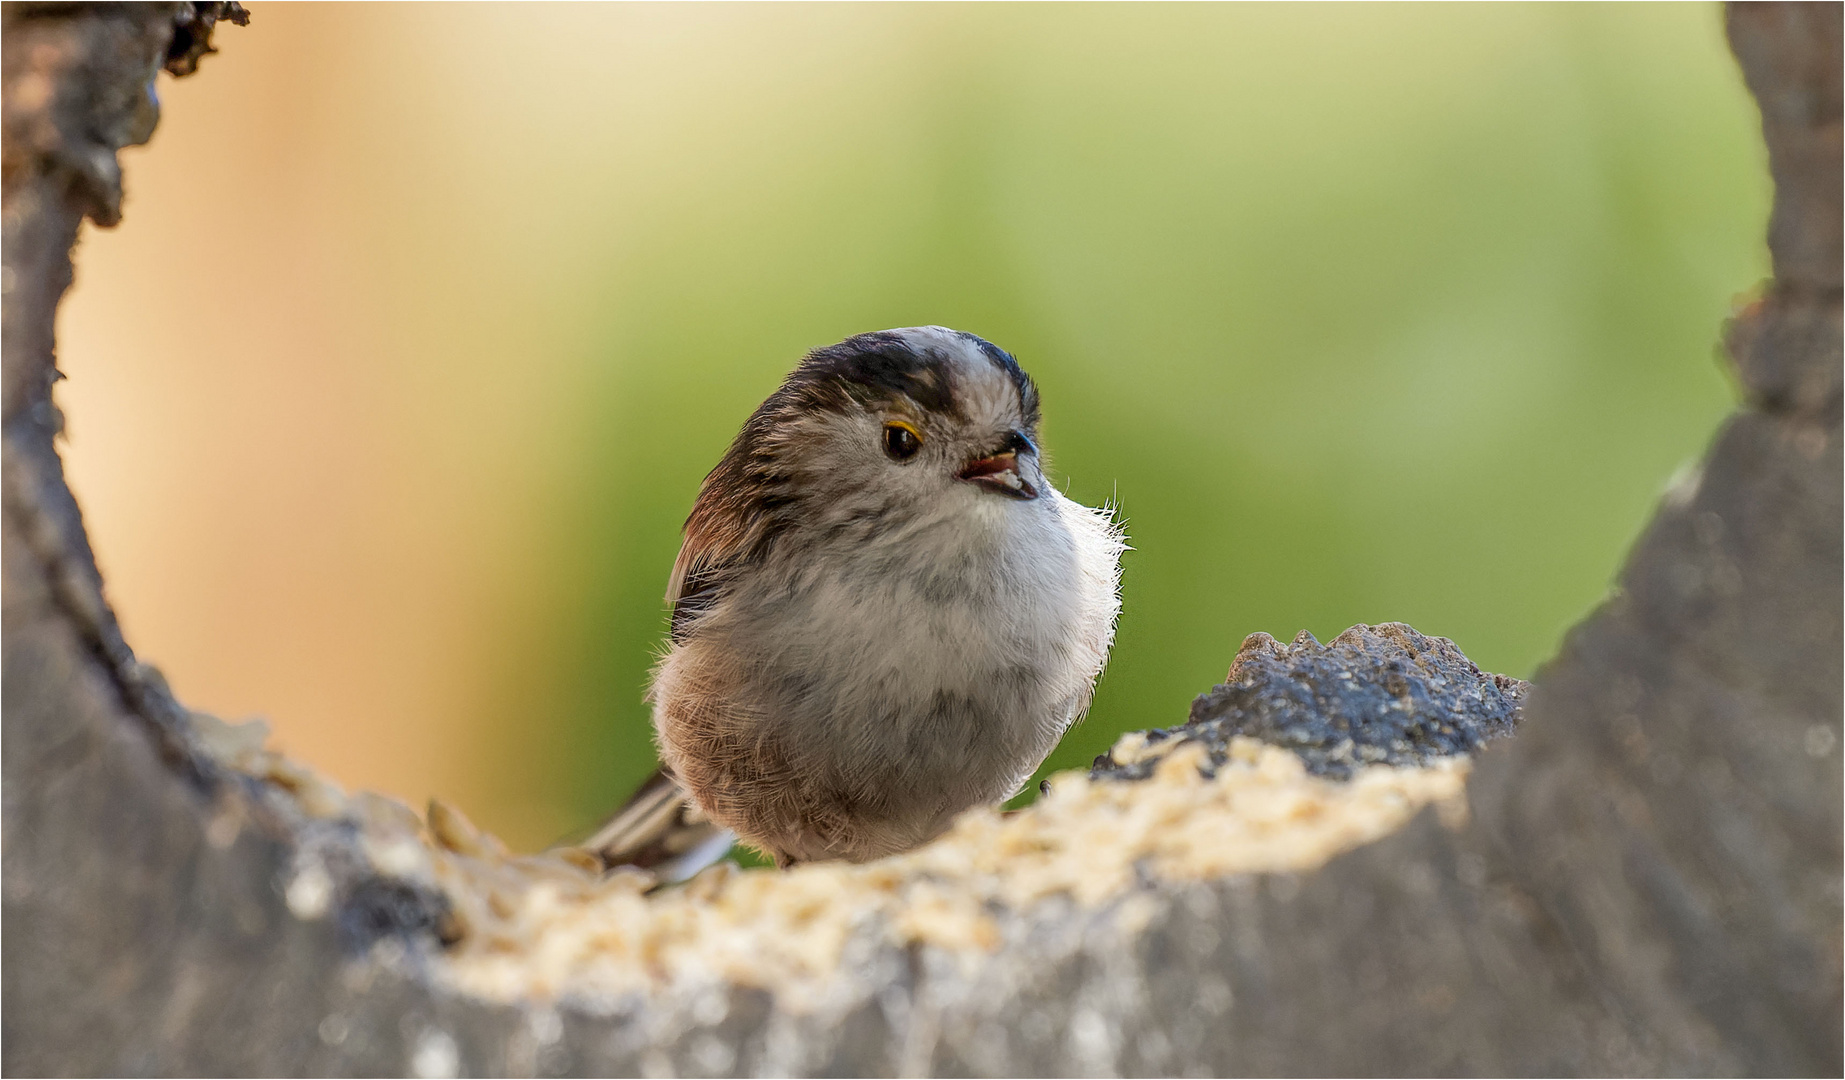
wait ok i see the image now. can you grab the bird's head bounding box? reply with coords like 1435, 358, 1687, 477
669, 327, 1053, 613
713, 326, 1048, 521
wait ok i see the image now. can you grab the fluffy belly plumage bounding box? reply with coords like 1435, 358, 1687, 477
654, 504, 1101, 863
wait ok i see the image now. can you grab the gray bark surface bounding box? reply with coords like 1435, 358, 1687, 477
2, 3, 1838, 1075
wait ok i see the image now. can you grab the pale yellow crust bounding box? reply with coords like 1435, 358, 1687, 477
432, 733, 1471, 1009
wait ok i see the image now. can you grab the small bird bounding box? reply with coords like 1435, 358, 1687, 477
589, 327, 1124, 870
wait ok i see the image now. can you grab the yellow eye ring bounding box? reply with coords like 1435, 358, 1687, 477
882, 420, 923, 461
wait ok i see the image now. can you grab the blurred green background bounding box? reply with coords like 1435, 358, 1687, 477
59, 3, 1767, 850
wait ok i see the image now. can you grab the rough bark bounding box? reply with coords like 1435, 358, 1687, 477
2, 3, 1838, 1076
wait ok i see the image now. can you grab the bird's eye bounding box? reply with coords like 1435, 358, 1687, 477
882, 421, 923, 461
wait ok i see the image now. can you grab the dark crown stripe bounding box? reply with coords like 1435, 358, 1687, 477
957, 330, 1041, 430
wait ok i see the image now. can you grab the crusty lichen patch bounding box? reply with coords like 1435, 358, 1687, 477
191, 705, 1469, 1012
431, 733, 1469, 1010
186, 623, 1510, 1014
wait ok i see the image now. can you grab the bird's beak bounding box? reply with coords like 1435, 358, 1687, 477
958, 450, 1038, 500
